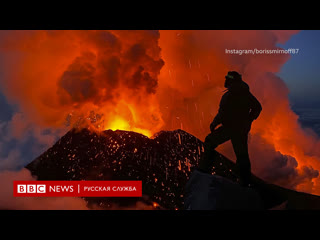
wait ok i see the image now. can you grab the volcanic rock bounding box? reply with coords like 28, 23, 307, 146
26, 128, 320, 210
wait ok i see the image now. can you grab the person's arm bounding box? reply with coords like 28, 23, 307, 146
248, 92, 262, 122
210, 110, 222, 132
210, 94, 227, 132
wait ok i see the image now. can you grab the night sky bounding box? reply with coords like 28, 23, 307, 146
277, 30, 320, 108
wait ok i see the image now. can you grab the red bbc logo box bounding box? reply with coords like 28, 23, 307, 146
13, 181, 142, 197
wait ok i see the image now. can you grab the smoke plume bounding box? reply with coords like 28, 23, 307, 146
0, 30, 164, 136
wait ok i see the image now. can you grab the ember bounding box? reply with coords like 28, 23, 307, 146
26, 128, 239, 209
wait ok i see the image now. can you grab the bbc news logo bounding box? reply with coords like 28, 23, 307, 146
13, 181, 142, 197
17, 184, 46, 193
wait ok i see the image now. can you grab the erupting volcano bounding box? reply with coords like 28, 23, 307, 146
1, 30, 320, 210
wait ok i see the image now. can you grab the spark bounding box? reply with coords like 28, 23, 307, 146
185, 157, 191, 172
206, 73, 210, 82
165, 168, 168, 180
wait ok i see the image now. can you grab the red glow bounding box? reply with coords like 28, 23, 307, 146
1, 30, 320, 196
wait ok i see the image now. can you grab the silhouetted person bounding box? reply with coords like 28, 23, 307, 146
198, 71, 262, 187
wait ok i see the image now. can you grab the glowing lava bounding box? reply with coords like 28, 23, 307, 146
106, 116, 152, 138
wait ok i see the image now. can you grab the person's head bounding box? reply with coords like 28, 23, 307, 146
224, 71, 242, 89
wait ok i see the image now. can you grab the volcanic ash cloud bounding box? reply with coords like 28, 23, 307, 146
0, 30, 165, 136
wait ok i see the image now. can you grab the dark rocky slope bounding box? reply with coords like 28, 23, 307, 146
26, 128, 320, 210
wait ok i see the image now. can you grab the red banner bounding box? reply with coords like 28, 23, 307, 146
13, 181, 142, 197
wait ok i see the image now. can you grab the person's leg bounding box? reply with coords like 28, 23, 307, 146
198, 126, 230, 173
231, 132, 251, 186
